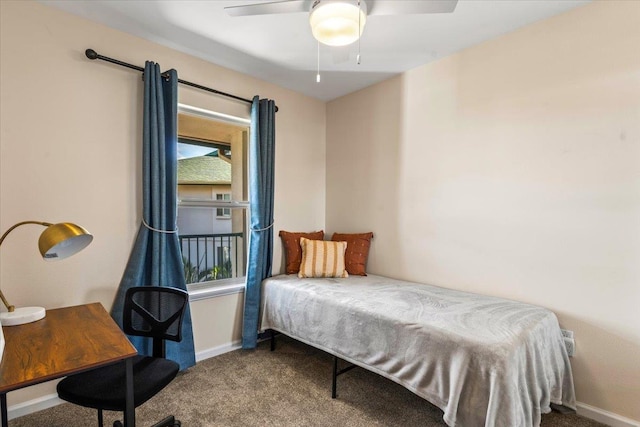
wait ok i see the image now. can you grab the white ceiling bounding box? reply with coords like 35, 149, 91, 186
43, 0, 591, 101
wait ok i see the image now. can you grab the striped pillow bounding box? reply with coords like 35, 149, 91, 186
298, 238, 349, 278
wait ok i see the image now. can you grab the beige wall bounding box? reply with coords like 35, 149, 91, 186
0, 0, 325, 408
326, 0, 640, 421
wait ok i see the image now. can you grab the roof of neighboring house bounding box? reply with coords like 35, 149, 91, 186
178, 154, 231, 185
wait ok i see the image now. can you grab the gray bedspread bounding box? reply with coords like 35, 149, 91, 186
261, 274, 575, 427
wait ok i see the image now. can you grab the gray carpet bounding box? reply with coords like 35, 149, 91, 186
12, 336, 607, 426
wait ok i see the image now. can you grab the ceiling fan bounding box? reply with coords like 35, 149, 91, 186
225, 0, 459, 47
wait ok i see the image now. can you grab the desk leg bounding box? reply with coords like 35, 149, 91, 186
1, 393, 7, 427
124, 358, 135, 427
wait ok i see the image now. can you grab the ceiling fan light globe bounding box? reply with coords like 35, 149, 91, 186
310, 1, 366, 47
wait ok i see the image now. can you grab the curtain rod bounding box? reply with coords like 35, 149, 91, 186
85, 49, 278, 112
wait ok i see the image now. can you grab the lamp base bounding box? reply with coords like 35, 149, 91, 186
0, 306, 46, 326
0, 324, 4, 361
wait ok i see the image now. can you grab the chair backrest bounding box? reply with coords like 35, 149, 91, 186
122, 286, 189, 358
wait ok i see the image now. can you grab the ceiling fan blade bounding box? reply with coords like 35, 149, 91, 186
224, 0, 310, 17
368, 0, 458, 16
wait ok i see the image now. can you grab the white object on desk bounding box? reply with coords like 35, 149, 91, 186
0, 324, 4, 361
0, 306, 46, 326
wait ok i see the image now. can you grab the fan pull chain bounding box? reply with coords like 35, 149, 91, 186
316, 40, 321, 83
357, 0, 362, 65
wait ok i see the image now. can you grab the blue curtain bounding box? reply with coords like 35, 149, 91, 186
112, 62, 196, 370
242, 96, 276, 349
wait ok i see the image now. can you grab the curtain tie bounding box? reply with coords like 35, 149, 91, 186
142, 218, 178, 234
251, 222, 274, 232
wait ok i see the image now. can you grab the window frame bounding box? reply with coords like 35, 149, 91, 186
177, 104, 251, 300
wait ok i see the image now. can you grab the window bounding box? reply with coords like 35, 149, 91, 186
176, 104, 250, 294
216, 193, 231, 218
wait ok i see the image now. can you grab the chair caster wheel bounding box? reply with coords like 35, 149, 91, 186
113, 421, 123, 427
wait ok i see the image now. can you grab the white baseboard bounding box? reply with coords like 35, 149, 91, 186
195, 340, 242, 362
8, 393, 64, 421
576, 402, 640, 427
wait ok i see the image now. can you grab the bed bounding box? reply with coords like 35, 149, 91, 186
260, 274, 576, 427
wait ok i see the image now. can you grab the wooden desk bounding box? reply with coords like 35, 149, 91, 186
0, 303, 137, 427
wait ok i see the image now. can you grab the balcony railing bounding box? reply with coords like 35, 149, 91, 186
179, 232, 245, 284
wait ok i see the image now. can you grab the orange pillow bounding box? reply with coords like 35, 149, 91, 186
279, 230, 324, 274
331, 232, 373, 276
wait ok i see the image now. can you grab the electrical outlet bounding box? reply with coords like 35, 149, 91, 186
563, 337, 576, 357
560, 329, 574, 339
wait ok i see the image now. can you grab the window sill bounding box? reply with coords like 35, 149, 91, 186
188, 281, 245, 302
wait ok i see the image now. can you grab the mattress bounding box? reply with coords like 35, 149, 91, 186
261, 274, 575, 427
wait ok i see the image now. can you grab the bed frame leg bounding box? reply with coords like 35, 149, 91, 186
331, 356, 357, 399
270, 329, 276, 352
332, 356, 338, 399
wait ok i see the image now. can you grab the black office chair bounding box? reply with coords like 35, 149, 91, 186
57, 286, 188, 427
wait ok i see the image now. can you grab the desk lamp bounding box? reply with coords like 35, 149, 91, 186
0, 221, 93, 326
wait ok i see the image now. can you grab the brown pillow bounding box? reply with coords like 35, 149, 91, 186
331, 232, 373, 276
279, 230, 324, 274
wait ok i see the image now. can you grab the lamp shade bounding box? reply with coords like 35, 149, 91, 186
38, 222, 93, 260
310, 1, 367, 47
